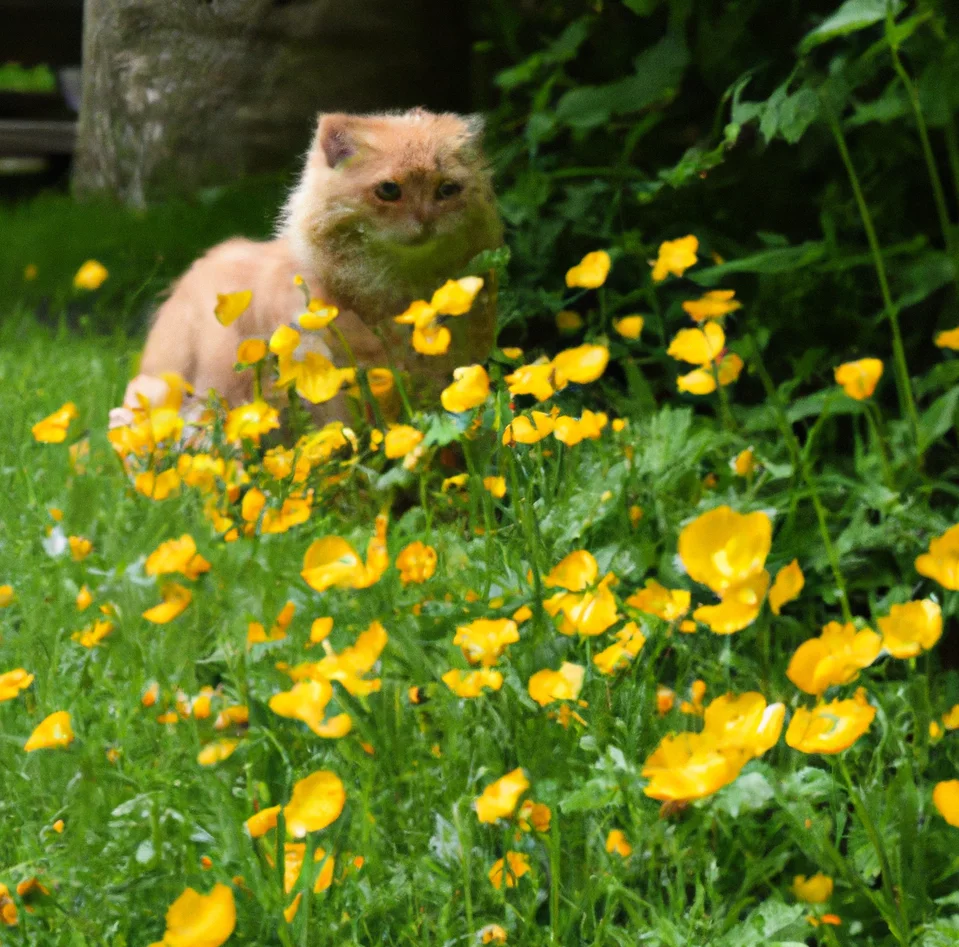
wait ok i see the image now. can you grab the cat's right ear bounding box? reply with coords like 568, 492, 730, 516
316, 114, 357, 167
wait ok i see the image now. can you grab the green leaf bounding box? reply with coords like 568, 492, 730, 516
459, 245, 512, 278
800, 0, 905, 52
917, 386, 959, 454
691, 241, 826, 285
555, 32, 689, 130
495, 17, 592, 90
713, 771, 774, 818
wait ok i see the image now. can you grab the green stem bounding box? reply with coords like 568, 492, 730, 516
944, 115, 959, 213
452, 803, 475, 936
865, 402, 895, 489
824, 106, 920, 457
549, 813, 561, 944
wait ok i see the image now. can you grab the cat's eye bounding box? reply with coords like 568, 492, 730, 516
436, 181, 463, 200
374, 181, 402, 202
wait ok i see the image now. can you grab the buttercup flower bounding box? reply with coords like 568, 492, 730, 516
793, 874, 834, 904
694, 571, 769, 634
677, 353, 743, 395
149, 883, 235, 947
72, 618, 114, 648
197, 738, 240, 766
528, 662, 585, 706
25, 711, 74, 751
384, 425, 423, 459
834, 359, 883, 400
135, 468, 182, 500
732, 448, 755, 477
269, 324, 301, 357
701, 692, 785, 758
74, 259, 109, 290
605, 829, 632, 857
769, 560, 804, 615
301, 518, 388, 592
146, 535, 211, 580
286, 620, 387, 696
517, 800, 551, 833
225, 401, 280, 445
787, 622, 882, 695
441, 365, 490, 413
565, 250, 611, 289
678, 506, 771, 596
69, 536, 93, 561
277, 351, 355, 405
785, 689, 876, 754
395, 541, 437, 585
935, 327, 959, 349
245, 805, 281, 839
475, 768, 529, 823
283, 770, 346, 838
627, 580, 690, 621
915, 524, 959, 589
682, 289, 741, 322
236, 338, 266, 364
0, 585, 13, 607
214, 290, 252, 326
0, 668, 34, 702
553, 410, 608, 447
552, 344, 610, 388
933, 780, 959, 827
593, 622, 646, 675
545, 550, 598, 591
269, 680, 351, 738
877, 599, 942, 659
479, 923, 508, 943
431, 276, 484, 315
613, 315, 644, 339
489, 852, 530, 889
143, 583, 192, 624
442, 668, 504, 698
32, 402, 78, 444
642, 730, 746, 802
503, 412, 554, 445
668, 323, 725, 366
651, 235, 698, 281
454, 618, 519, 667
483, 476, 507, 498
505, 361, 555, 402
412, 322, 451, 355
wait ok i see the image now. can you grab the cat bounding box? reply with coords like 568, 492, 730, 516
113, 108, 503, 427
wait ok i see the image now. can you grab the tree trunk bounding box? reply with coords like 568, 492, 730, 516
73, 0, 471, 205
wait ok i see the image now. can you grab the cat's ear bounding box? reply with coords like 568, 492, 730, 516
461, 114, 486, 141
316, 114, 358, 167
457, 114, 487, 161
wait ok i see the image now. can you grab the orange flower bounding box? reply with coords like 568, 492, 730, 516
915, 524, 959, 589
627, 580, 690, 621
528, 662, 585, 706
651, 235, 698, 281
769, 560, 804, 614
593, 622, 646, 675
566, 251, 611, 289
384, 425, 423, 459
489, 852, 530, 889
503, 411, 555, 445
145, 535, 210, 580
454, 618, 519, 667
552, 344, 610, 388
682, 289, 741, 322
787, 621, 882, 695
441, 365, 490, 413
269, 680, 351, 738
396, 541, 437, 585
475, 768, 530, 823
605, 829, 632, 857
785, 688, 876, 754
877, 599, 942, 658
834, 359, 883, 400
244, 805, 281, 839
69, 536, 93, 561
150, 883, 236, 947
197, 738, 240, 766
24, 711, 74, 752
505, 361, 555, 402
32, 402, 78, 444
283, 770, 347, 838
933, 780, 959, 827
0, 668, 34, 702
142, 583, 192, 624
442, 668, 504, 698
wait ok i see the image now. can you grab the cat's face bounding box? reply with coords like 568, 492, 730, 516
309, 110, 494, 249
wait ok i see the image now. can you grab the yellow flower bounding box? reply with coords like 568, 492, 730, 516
72, 618, 114, 648
701, 692, 785, 758
442, 474, 468, 493
566, 250, 611, 289
32, 402, 78, 444
442, 668, 504, 698
0, 668, 34, 702
69, 535, 93, 561
479, 923, 508, 943
280, 843, 335, 898
146, 535, 210, 580
483, 476, 507, 498
142, 582, 192, 624
475, 768, 530, 824
301, 519, 388, 592
769, 560, 804, 615
651, 235, 698, 282
134, 468, 182, 501
73, 259, 109, 290
24, 710, 74, 752
454, 618, 519, 667
785, 688, 876, 754
431, 276, 484, 315
261, 497, 312, 535
269, 324, 301, 357
915, 524, 959, 589
412, 323, 452, 355
626, 580, 690, 621
793, 874, 834, 904
283, 770, 346, 838
197, 738, 240, 766
677, 353, 743, 395
503, 411, 555, 445
553, 410, 608, 446
678, 506, 771, 596
668, 322, 725, 366
244, 805, 281, 839
682, 289, 741, 322
556, 310, 584, 333
269, 680, 351, 738
0, 584, 13, 607
76, 585, 93, 610
786, 622, 882, 696
151, 883, 236, 947
613, 315, 644, 339
693, 570, 769, 634
877, 599, 942, 659
732, 448, 755, 477
517, 800, 551, 833
593, 622, 646, 675
528, 662, 585, 706
277, 351, 355, 405
505, 361, 555, 402
441, 365, 490, 413
933, 780, 959, 827
396, 541, 437, 585
211, 290, 253, 328
552, 344, 610, 388
489, 852, 530, 889
834, 358, 883, 400
225, 401, 280, 444
235, 339, 267, 365
642, 730, 746, 802
286, 620, 387, 696
544, 579, 619, 637
656, 687, 676, 714
605, 829, 632, 858
299, 299, 340, 329
384, 424, 424, 459
935, 327, 959, 349
545, 550, 598, 591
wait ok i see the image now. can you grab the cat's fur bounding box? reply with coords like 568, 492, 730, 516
119, 108, 503, 423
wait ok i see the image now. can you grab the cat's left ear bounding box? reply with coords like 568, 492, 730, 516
461, 114, 486, 143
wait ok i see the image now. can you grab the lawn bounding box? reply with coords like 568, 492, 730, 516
1, 229, 959, 947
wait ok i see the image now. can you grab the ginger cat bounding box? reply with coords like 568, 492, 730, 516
118, 108, 503, 424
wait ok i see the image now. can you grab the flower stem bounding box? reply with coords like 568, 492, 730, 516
824, 105, 920, 457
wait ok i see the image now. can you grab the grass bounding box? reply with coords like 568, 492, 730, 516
1, 227, 959, 947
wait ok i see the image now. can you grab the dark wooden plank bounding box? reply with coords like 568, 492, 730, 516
0, 119, 76, 155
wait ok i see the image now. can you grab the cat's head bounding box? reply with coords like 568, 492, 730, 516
282, 109, 500, 310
